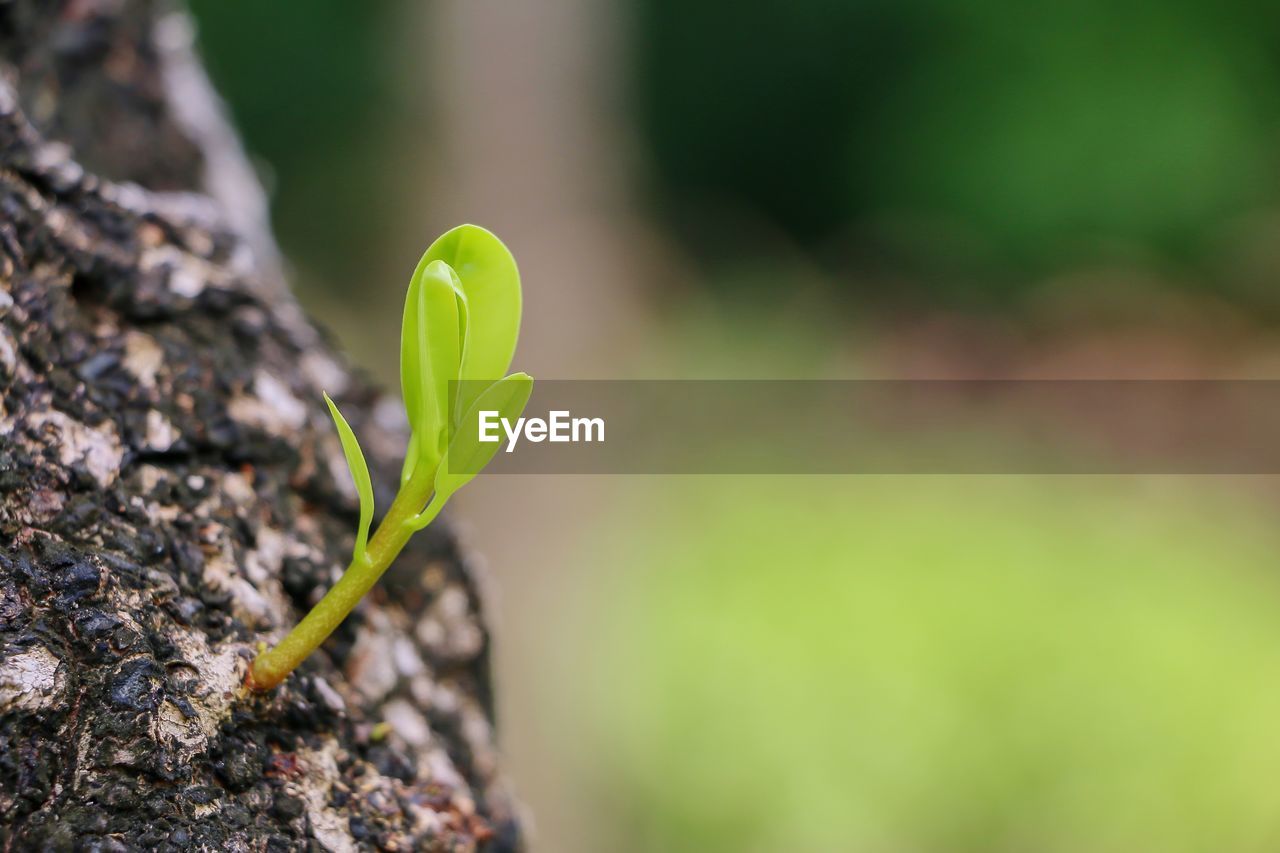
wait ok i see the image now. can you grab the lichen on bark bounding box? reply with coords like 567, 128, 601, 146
0, 1, 521, 850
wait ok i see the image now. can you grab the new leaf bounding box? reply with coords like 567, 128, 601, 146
323, 393, 374, 566
415, 261, 466, 464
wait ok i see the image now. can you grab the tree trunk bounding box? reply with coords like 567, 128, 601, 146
0, 1, 521, 850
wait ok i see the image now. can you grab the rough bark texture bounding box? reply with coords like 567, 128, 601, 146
0, 1, 521, 850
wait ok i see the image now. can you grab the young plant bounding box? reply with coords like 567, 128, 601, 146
249, 225, 532, 691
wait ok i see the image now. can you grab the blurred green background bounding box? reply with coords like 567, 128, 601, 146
189, 1, 1280, 849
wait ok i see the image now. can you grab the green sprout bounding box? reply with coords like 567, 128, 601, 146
249, 225, 533, 691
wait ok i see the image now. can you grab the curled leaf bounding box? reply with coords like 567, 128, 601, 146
416, 261, 465, 465
324, 393, 375, 565
400, 255, 430, 436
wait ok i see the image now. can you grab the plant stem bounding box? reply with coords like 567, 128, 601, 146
248, 474, 445, 691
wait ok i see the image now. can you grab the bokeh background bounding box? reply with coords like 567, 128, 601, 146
189, 1, 1280, 849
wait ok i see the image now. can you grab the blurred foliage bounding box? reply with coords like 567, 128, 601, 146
187, 0, 398, 295
574, 476, 1280, 851
634, 0, 1280, 297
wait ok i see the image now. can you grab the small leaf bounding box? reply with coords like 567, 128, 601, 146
415, 261, 464, 467
399, 256, 429, 435
421, 225, 522, 419
434, 373, 533, 502
324, 393, 375, 565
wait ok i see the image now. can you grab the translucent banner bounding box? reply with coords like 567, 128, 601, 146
444, 380, 1280, 474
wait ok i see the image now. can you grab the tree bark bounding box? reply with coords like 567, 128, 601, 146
0, 1, 522, 850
